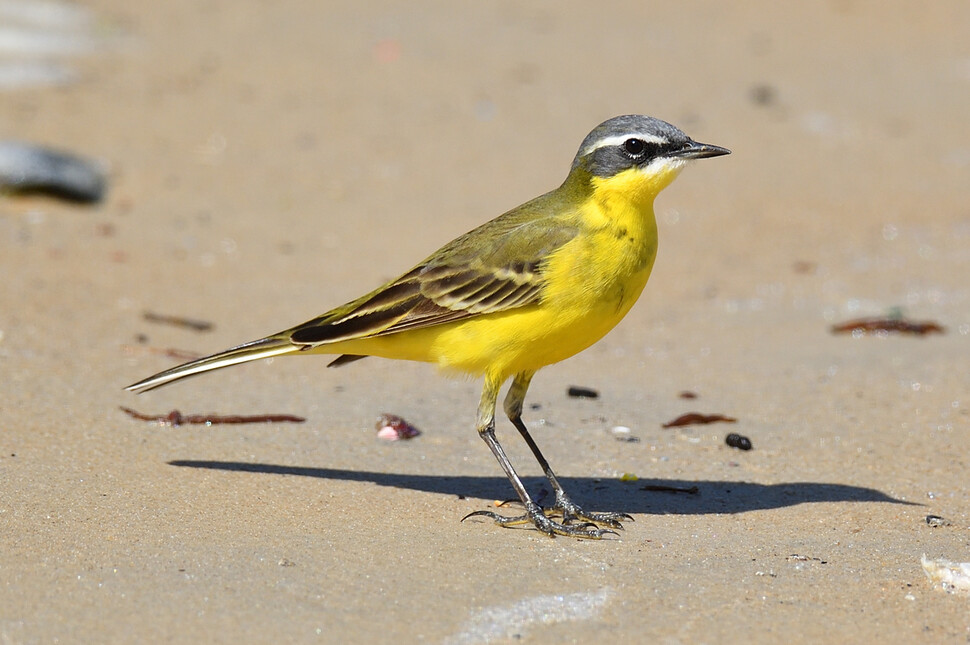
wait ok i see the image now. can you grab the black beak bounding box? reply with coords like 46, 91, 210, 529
672, 141, 731, 160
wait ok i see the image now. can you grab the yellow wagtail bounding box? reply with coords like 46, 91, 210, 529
127, 115, 730, 538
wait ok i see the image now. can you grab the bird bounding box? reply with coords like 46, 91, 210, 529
127, 115, 730, 538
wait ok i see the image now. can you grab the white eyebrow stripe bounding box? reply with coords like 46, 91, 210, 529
580, 132, 669, 156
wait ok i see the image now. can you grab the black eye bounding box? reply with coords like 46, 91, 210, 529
623, 138, 646, 157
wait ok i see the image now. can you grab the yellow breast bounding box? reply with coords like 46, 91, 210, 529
430, 169, 661, 381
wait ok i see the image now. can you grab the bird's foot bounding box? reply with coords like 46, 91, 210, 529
462, 501, 619, 539
547, 493, 633, 530
490, 493, 633, 529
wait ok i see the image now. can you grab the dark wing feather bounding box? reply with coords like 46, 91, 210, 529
289, 205, 578, 346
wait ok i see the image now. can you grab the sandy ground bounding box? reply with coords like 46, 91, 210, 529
2, 1, 970, 643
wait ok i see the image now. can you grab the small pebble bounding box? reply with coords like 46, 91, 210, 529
567, 385, 599, 399
609, 425, 640, 443
375, 413, 420, 441
0, 141, 106, 203
725, 433, 753, 451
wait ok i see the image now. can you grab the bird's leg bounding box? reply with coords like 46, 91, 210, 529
503, 372, 633, 530
462, 374, 616, 538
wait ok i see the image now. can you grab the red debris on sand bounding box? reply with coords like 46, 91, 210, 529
830, 317, 944, 336
120, 407, 305, 426
662, 413, 737, 428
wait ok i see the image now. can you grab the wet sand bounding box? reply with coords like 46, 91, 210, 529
2, 1, 969, 642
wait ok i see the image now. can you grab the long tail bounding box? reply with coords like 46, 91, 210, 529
125, 336, 299, 393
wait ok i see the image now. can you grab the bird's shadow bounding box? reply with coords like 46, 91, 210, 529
167, 460, 916, 515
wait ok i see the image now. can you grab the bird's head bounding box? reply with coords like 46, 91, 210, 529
570, 115, 730, 204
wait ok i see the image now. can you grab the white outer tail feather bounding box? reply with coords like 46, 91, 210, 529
125, 337, 297, 393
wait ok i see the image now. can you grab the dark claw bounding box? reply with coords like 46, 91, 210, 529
462, 510, 530, 525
